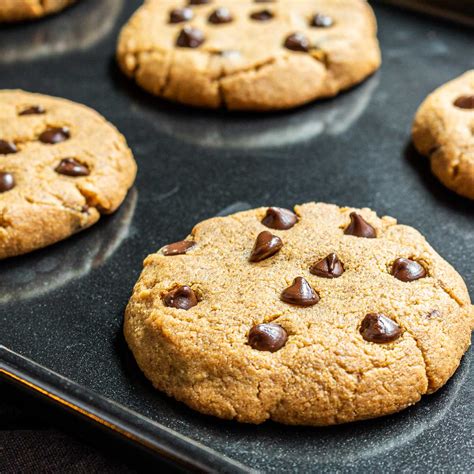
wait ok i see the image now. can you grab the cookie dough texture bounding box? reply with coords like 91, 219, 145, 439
413, 70, 474, 199
125, 202, 473, 426
0, 0, 76, 22
0, 90, 137, 259
117, 0, 381, 110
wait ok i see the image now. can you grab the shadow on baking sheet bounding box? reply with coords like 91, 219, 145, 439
109, 60, 380, 151
404, 142, 474, 217
0, 0, 124, 63
0, 187, 137, 304
114, 327, 471, 468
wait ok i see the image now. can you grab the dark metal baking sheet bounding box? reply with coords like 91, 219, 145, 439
1, 1, 473, 472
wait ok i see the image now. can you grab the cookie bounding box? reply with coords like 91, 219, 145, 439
117, 0, 381, 111
0, 0, 76, 22
412, 70, 474, 200
0, 90, 137, 259
124, 202, 473, 426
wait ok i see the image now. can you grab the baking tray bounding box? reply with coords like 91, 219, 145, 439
1, 1, 473, 472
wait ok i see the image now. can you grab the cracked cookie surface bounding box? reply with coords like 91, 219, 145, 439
117, 0, 381, 110
413, 70, 474, 200
124, 202, 473, 426
0, 0, 76, 22
0, 90, 137, 259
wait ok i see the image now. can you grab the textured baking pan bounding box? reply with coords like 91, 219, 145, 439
0, 1, 473, 471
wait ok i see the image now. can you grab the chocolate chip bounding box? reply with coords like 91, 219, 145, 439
391, 258, 427, 282
0, 140, 17, 155
248, 323, 287, 352
254, 0, 275, 2
344, 212, 376, 238
163, 286, 198, 310
453, 95, 474, 109
249, 231, 283, 262
310, 253, 344, 278
39, 127, 70, 144
55, 158, 90, 177
284, 33, 310, 52
281, 277, 319, 307
262, 207, 297, 230
162, 240, 196, 256
209, 7, 233, 24
311, 13, 334, 27
169, 7, 193, 23
0, 172, 15, 193
19, 105, 46, 116
176, 26, 205, 48
360, 313, 401, 343
250, 9, 274, 21
188, 0, 210, 4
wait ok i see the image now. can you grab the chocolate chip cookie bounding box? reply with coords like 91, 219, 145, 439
117, 0, 381, 110
0, 90, 137, 259
124, 202, 473, 425
413, 70, 474, 200
0, 0, 76, 22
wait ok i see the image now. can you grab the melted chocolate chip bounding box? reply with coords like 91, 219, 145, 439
176, 26, 205, 48
169, 7, 193, 23
311, 13, 334, 27
19, 105, 46, 116
0, 172, 15, 193
284, 33, 310, 52
39, 127, 70, 144
262, 207, 297, 230
360, 313, 401, 343
209, 7, 233, 24
250, 9, 274, 21
248, 323, 288, 352
249, 231, 283, 262
281, 277, 319, 307
391, 258, 427, 282
163, 286, 198, 310
427, 310, 441, 319
453, 95, 474, 109
344, 212, 376, 238
310, 253, 344, 278
0, 139, 17, 155
162, 240, 196, 256
188, 0, 210, 4
55, 158, 90, 177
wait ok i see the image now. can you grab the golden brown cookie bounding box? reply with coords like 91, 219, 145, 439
117, 0, 381, 110
0, 90, 137, 259
0, 0, 76, 22
124, 202, 473, 426
412, 70, 474, 200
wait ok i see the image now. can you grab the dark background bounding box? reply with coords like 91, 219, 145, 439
1, 0, 473, 472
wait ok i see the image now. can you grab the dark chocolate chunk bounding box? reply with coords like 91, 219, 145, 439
169, 7, 193, 23
310, 253, 344, 278
55, 158, 90, 177
249, 231, 283, 262
176, 26, 205, 48
311, 13, 334, 27
0, 172, 15, 193
284, 33, 310, 52
391, 258, 427, 282
281, 277, 320, 306
250, 9, 274, 21
19, 105, 46, 116
163, 286, 198, 310
248, 323, 288, 352
262, 207, 297, 230
162, 240, 196, 256
453, 95, 474, 109
209, 7, 233, 24
188, 0, 210, 4
360, 313, 401, 343
0, 140, 17, 155
39, 127, 70, 144
344, 212, 376, 238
